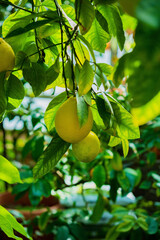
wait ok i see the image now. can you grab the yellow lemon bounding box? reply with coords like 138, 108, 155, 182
72, 131, 100, 162
55, 97, 93, 143
0, 38, 15, 77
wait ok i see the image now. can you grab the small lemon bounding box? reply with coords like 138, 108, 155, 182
55, 97, 93, 143
0, 38, 15, 77
72, 131, 100, 163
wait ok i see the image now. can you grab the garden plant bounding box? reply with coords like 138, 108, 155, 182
0, 0, 160, 239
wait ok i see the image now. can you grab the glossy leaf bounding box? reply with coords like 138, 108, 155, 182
108, 136, 121, 147
96, 95, 112, 128
76, 93, 89, 127
6, 74, 25, 110
137, 217, 148, 231
5, 19, 54, 38
90, 193, 104, 222
78, 60, 94, 96
73, 40, 90, 65
33, 131, 70, 179
78, 35, 96, 63
23, 62, 47, 96
97, 4, 125, 50
57, 226, 70, 240
0, 206, 31, 240
111, 152, 123, 171
44, 92, 67, 132
95, 9, 109, 33
46, 56, 60, 85
107, 94, 140, 139
85, 18, 110, 52
147, 217, 158, 235
75, 0, 95, 34
122, 139, 129, 157
92, 165, 106, 188
0, 73, 7, 120
105, 226, 120, 240
116, 220, 134, 232
0, 155, 22, 184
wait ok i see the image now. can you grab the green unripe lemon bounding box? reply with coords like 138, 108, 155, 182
72, 131, 100, 163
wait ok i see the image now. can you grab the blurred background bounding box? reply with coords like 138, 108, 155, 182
0, 1, 160, 240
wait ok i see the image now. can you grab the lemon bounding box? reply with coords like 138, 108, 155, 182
0, 38, 15, 77
72, 131, 100, 163
55, 97, 93, 143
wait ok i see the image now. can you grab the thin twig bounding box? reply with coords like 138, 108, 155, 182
54, 0, 69, 97
31, 0, 41, 61
0, 0, 33, 13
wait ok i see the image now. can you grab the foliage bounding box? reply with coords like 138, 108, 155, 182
0, 0, 160, 239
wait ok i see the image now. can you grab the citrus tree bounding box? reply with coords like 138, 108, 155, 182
0, 0, 160, 239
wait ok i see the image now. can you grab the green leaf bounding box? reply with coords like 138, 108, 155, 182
96, 95, 112, 128
117, 171, 130, 192
15, 51, 28, 68
92, 104, 105, 129
105, 226, 120, 240
85, 18, 110, 53
116, 220, 134, 232
57, 226, 70, 240
42, 38, 59, 57
46, 56, 60, 85
97, 63, 113, 78
73, 40, 90, 65
23, 41, 39, 63
76, 93, 89, 127
38, 211, 51, 231
90, 193, 104, 222
0, 155, 22, 184
75, 0, 95, 34
107, 94, 140, 139
78, 35, 96, 63
147, 217, 158, 235
137, 217, 148, 231
23, 62, 47, 96
92, 165, 106, 188
0, 73, 7, 120
122, 139, 129, 157
6, 74, 25, 110
113, 54, 128, 87
151, 173, 160, 182
110, 152, 123, 171
0, 206, 31, 240
108, 136, 122, 147
95, 9, 109, 33
97, 4, 125, 50
124, 168, 141, 189
44, 92, 67, 133
139, 180, 151, 190
38, 22, 60, 39
110, 177, 119, 202
69, 224, 86, 240
5, 19, 54, 38
78, 60, 94, 96
33, 130, 70, 179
